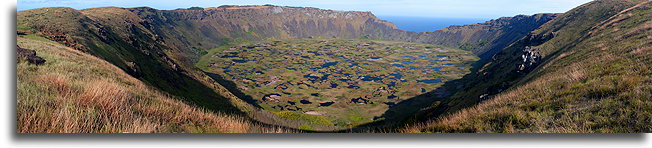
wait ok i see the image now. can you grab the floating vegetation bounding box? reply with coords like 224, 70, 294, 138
198, 38, 478, 124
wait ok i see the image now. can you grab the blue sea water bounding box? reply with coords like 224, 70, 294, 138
378, 16, 489, 32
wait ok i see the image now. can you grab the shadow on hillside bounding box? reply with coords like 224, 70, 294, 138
202, 69, 468, 132
204, 72, 263, 108
204, 72, 333, 132
333, 56, 492, 132
195, 49, 499, 132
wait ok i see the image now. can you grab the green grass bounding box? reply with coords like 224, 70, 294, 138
274, 111, 334, 126
430, 0, 649, 118
18, 34, 51, 42
403, 0, 651, 133
197, 38, 478, 126
16, 36, 294, 133
17, 1, 649, 133
17, 6, 246, 116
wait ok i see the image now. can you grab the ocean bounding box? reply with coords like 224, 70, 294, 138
378, 16, 489, 33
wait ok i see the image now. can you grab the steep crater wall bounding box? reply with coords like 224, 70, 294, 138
17, 5, 557, 129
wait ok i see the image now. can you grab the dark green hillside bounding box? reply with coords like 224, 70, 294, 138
17, 7, 240, 115
16, 36, 292, 133
405, 0, 651, 133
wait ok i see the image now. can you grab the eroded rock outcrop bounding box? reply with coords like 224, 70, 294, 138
16, 46, 45, 65
517, 46, 541, 73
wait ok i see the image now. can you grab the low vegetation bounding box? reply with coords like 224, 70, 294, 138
197, 38, 478, 126
17, 36, 291, 133
15, 0, 650, 133
403, 0, 651, 133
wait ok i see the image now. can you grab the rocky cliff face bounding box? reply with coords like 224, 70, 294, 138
414, 14, 557, 59
121, 6, 407, 60
61, 5, 556, 63
18, 5, 555, 71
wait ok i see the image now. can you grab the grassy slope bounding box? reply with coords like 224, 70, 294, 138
16, 6, 418, 131
17, 3, 646, 133
17, 36, 291, 133
17, 6, 250, 119
403, 0, 651, 133
427, 0, 647, 117
16, 6, 555, 131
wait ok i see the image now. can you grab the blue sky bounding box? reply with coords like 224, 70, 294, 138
17, 0, 593, 19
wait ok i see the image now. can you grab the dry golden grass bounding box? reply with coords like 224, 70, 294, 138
17, 37, 292, 133
405, 46, 650, 133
